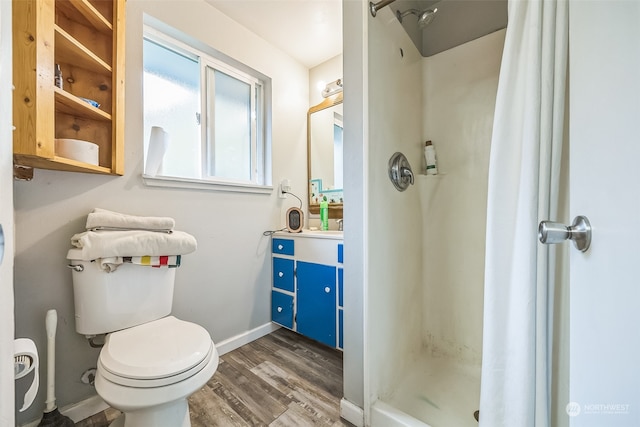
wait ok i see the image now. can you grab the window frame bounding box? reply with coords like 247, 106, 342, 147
141, 20, 272, 194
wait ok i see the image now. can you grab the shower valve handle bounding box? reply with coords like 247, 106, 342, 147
538, 215, 591, 252
401, 166, 414, 185
388, 152, 415, 192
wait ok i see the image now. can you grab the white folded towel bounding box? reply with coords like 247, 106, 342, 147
70, 230, 196, 261
86, 208, 175, 232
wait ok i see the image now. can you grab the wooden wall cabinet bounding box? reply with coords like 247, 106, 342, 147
13, 0, 125, 175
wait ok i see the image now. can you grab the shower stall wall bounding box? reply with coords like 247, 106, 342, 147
363, 6, 505, 426
365, 3, 425, 408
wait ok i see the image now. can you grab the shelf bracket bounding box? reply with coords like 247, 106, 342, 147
13, 164, 33, 181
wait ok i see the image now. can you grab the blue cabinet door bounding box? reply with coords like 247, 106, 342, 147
338, 267, 344, 308
271, 291, 294, 329
338, 309, 344, 350
296, 261, 336, 348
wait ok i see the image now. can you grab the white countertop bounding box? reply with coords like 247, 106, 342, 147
274, 229, 343, 240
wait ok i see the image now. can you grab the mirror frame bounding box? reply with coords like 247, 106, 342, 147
307, 92, 343, 219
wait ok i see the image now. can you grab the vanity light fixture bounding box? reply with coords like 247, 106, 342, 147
322, 79, 343, 98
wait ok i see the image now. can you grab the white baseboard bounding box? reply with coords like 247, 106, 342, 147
20, 394, 109, 427
215, 322, 280, 356
341, 398, 365, 427
63, 394, 110, 422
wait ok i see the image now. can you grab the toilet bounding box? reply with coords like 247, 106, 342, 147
67, 249, 219, 427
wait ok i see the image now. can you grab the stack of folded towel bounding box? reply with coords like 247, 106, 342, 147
85, 208, 176, 232
70, 208, 197, 272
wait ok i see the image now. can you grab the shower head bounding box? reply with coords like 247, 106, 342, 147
396, 7, 438, 29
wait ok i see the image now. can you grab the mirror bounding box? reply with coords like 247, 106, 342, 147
308, 92, 343, 218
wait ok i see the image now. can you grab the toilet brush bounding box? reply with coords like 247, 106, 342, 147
38, 310, 74, 427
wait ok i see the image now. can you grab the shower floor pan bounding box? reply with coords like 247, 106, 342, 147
372, 353, 481, 427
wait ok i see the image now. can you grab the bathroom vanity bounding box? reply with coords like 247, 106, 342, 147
271, 231, 344, 349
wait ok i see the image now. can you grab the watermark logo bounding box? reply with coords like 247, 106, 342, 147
566, 402, 631, 417
566, 402, 581, 417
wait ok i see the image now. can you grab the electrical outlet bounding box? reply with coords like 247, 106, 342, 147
279, 179, 291, 199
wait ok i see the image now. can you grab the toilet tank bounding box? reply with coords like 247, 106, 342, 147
67, 250, 176, 336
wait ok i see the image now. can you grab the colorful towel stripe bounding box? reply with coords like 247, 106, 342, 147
123, 255, 181, 268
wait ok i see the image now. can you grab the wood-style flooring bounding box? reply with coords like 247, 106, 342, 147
76, 328, 353, 426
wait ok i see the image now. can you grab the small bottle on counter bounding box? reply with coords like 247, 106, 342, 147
424, 140, 438, 175
320, 196, 329, 231
54, 64, 63, 89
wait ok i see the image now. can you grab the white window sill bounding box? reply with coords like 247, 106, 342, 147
142, 174, 273, 194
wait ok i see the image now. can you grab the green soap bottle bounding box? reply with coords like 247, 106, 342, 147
320, 196, 329, 231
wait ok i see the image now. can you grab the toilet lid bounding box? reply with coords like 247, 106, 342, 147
100, 316, 212, 381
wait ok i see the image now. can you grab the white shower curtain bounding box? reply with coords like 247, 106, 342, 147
479, 1, 568, 426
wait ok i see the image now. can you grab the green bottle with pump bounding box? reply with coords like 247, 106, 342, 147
320, 196, 329, 231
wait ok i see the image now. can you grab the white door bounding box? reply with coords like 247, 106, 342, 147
0, 0, 14, 425
568, 2, 640, 426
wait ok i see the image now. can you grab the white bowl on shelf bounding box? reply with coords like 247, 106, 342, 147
55, 138, 99, 165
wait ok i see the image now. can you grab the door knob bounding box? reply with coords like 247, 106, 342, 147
538, 215, 591, 252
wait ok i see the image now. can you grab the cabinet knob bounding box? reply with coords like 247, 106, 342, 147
278, 244, 283, 250
277, 307, 283, 313
278, 272, 284, 278
325, 287, 331, 293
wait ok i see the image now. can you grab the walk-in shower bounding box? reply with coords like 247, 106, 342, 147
359, 1, 507, 426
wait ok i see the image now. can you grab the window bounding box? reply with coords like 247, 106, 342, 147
142, 23, 271, 192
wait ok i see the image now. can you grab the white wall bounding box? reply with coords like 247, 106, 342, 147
342, 0, 367, 414
13, 1, 308, 424
366, 6, 424, 405
0, 1, 15, 425
420, 30, 505, 363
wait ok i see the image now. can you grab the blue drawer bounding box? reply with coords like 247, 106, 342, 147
272, 291, 294, 329
273, 257, 294, 292
338, 244, 343, 263
272, 238, 294, 256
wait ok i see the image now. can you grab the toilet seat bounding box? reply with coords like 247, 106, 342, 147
98, 316, 214, 388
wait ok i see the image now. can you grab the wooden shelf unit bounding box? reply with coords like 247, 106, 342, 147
13, 0, 125, 175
